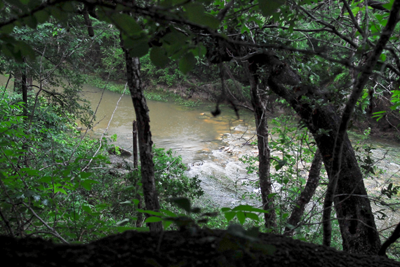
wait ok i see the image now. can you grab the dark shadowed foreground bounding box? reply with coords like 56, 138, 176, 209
1, 229, 399, 267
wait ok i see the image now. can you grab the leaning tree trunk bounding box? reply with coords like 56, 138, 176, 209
247, 65, 276, 229
284, 149, 322, 236
265, 72, 380, 254
123, 49, 162, 232
243, 51, 380, 254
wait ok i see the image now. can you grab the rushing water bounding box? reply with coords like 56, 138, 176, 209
77, 84, 263, 207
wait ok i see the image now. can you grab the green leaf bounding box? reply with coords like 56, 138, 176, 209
232, 205, 269, 213
137, 209, 163, 216
179, 52, 196, 74
170, 197, 191, 212
116, 226, 139, 233
236, 211, 246, 225
0, 24, 14, 34
224, 211, 236, 222
54, 186, 67, 195
162, 220, 173, 229
15, 42, 35, 60
50, 7, 68, 22
112, 14, 142, 36
19, 0, 30, 4
185, 3, 219, 29
144, 216, 163, 223
34, 10, 50, 23
380, 54, 386, 62
23, 16, 37, 29
122, 34, 149, 58
160, 209, 177, 217
383, 0, 394, 10
128, 41, 149, 57
119, 201, 132, 205
150, 47, 169, 67
191, 44, 207, 57
259, 0, 284, 16
191, 207, 201, 213
61, 2, 75, 12
80, 172, 93, 179
81, 179, 99, 191
82, 205, 92, 213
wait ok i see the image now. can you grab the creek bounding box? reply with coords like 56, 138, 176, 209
77, 84, 400, 230
2, 76, 400, 230
77, 84, 262, 208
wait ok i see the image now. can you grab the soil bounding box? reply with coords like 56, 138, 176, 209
2, 228, 399, 267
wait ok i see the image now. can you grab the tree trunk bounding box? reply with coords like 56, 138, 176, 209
247, 65, 276, 229
266, 74, 380, 254
284, 149, 322, 236
123, 49, 162, 232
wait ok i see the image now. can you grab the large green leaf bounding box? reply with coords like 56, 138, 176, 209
179, 52, 196, 74
16, 41, 35, 60
0, 24, 14, 34
259, 0, 284, 16
23, 16, 37, 29
34, 10, 50, 23
383, 0, 395, 10
236, 211, 245, 225
150, 46, 169, 67
191, 43, 207, 57
170, 197, 191, 212
144, 216, 163, 223
50, 6, 68, 22
185, 3, 219, 29
112, 14, 142, 36
122, 34, 149, 58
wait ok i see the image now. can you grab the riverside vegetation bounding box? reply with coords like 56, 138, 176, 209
2, 0, 400, 264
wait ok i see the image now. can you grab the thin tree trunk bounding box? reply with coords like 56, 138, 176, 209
132, 120, 138, 169
132, 120, 143, 228
123, 49, 162, 232
284, 149, 322, 236
247, 64, 276, 229
21, 69, 28, 119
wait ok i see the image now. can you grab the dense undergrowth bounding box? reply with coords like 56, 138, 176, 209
0, 90, 204, 243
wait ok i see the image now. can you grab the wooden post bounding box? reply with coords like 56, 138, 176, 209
132, 120, 142, 227
132, 120, 138, 169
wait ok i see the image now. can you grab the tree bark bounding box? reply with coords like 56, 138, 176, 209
123, 49, 162, 232
265, 72, 380, 254
246, 64, 276, 229
323, 0, 400, 249
284, 149, 322, 236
